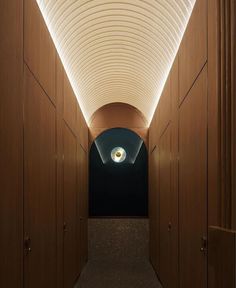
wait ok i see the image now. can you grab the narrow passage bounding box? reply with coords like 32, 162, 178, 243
75, 219, 162, 288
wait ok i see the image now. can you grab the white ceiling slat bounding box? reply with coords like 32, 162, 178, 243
36, 0, 196, 126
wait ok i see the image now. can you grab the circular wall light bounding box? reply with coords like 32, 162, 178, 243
111, 147, 126, 163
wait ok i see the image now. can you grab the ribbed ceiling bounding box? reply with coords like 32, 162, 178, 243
36, 0, 196, 125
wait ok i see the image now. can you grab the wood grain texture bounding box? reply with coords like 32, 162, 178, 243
77, 143, 88, 275
80, 112, 88, 152
179, 66, 208, 288
232, 0, 236, 230
218, 0, 236, 229
63, 123, 77, 288
76, 104, 87, 150
158, 119, 179, 288
24, 0, 56, 104
149, 146, 160, 274
169, 56, 179, 288
159, 126, 171, 287
207, 0, 221, 228
76, 143, 83, 276
179, 0, 207, 104
56, 56, 64, 288
64, 74, 77, 133
170, 56, 179, 120
0, 1, 23, 287
159, 76, 171, 137
78, 146, 89, 269
148, 121, 155, 153
24, 66, 57, 288
170, 115, 179, 288
208, 226, 236, 288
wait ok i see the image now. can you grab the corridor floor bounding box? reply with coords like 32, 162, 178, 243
75, 219, 162, 288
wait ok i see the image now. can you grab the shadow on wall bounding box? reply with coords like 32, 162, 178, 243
89, 128, 148, 217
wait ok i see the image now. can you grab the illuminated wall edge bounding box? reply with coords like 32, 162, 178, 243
36, 0, 196, 127
35, 0, 90, 124
147, 1, 196, 126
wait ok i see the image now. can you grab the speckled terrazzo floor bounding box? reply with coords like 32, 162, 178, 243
75, 218, 162, 288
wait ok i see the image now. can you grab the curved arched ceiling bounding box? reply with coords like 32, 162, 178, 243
36, 0, 196, 125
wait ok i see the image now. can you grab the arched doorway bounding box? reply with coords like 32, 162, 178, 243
89, 127, 148, 217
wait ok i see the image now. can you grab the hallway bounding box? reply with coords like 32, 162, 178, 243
75, 219, 161, 288
1, 0, 236, 287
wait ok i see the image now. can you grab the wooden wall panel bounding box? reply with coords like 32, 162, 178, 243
1, 1, 89, 286
76, 143, 88, 275
0, 1, 23, 287
158, 120, 179, 288
207, 0, 221, 228
217, 0, 236, 229
64, 75, 77, 133
148, 122, 154, 153
148, 120, 155, 152
63, 123, 77, 288
159, 127, 171, 287
159, 76, 171, 136
149, 107, 160, 152
149, 146, 160, 273
170, 115, 179, 288
81, 116, 88, 152
179, 0, 207, 104
76, 104, 88, 152
148, 0, 236, 286
79, 146, 89, 268
179, 67, 207, 288
208, 227, 236, 288
56, 56, 64, 288
148, 51, 178, 288
149, 148, 155, 267
24, 0, 56, 104
232, 0, 236, 230
171, 57, 179, 119
76, 143, 82, 275
24, 66, 57, 288
76, 104, 82, 141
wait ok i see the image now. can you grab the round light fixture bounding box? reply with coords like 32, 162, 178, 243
111, 147, 126, 163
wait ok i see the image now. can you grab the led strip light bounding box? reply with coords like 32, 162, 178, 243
36, 0, 196, 125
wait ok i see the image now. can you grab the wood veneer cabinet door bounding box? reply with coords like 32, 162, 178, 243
179, 0, 207, 104
159, 126, 171, 287
24, 0, 56, 104
179, 67, 207, 288
24, 67, 57, 288
149, 151, 155, 267
76, 143, 83, 274
159, 77, 171, 136
0, 0, 23, 287
149, 146, 160, 272
63, 123, 77, 288
159, 122, 179, 288
170, 116, 179, 288
79, 147, 88, 267
63, 76, 77, 133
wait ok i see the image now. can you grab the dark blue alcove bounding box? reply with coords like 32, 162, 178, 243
89, 128, 148, 217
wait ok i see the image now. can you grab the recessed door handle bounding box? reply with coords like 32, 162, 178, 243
63, 222, 68, 233
24, 236, 32, 254
200, 236, 207, 254
168, 222, 172, 231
